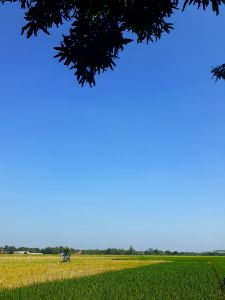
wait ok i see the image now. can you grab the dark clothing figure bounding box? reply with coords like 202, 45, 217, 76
60, 252, 70, 263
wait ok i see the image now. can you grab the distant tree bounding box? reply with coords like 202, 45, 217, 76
128, 245, 135, 255
4, 245, 16, 254
63, 247, 71, 256
153, 249, 162, 255
59, 246, 65, 254
41, 247, 59, 254
1, 0, 224, 86
145, 248, 154, 255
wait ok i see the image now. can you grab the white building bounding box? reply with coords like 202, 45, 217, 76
13, 251, 29, 254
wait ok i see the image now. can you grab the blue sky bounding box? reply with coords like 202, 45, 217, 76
0, 3, 224, 252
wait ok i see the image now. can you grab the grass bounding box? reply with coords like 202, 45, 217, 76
0, 255, 225, 299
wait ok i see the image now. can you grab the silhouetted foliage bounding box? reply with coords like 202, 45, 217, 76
183, 0, 225, 15
1, 0, 225, 86
211, 64, 225, 80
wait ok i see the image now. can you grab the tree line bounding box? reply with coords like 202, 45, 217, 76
1, 245, 76, 254
1, 245, 224, 256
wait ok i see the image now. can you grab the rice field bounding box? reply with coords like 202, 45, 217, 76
0, 255, 162, 289
0, 255, 224, 299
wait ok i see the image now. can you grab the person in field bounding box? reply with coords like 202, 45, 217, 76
60, 248, 70, 263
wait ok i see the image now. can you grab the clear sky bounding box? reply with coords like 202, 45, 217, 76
0, 3, 224, 252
